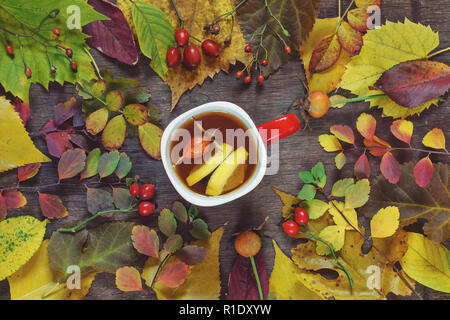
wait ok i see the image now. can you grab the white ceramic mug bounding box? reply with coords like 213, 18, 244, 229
160, 101, 300, 207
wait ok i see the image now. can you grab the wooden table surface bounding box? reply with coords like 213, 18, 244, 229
0, 0, 449, 300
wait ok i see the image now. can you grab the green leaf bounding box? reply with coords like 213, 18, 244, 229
80, 148, 101, 180
316, 175, 327, 188
98, 150, 120, 178
86, 188, 114, 214
172, 201, 188, 224
122, 104, 149, 126
158, 209, 177, 237
102, 115, 127, 150
298, 171, 315, 183
115, 153, 132, 180
131, 1, 175, 80
163, 234, 183, 254
112, 188, 135, 211
125, 88, 151, 104
188, 205, 199, 220
58, 149, 86, 181
105, 90, 124, 112
298, 184, 316, 201
344, 179, 370, 209
311, 162, 325, 180
335, 152, 346, 170
86, 107, 109, 135
189, 218, 211, 240
331, 178, 354, 197
298, 199, 329, 220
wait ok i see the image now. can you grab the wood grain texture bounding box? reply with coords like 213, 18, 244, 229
0, 0, 449, 300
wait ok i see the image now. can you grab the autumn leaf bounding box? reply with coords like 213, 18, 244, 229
337, 21, 363, 55
2, 190, 27, 209
176, 245, 208, 266
380, 152, 401, 184
301, 18, 351, 93
344, 178, 370, 209
364, 135, 391, 157
334, 152, 346, 170
400, 232, 450, 293
58, 149, 86, 181
390, 120, 413, 146
105, 90, 124, 111
18, 163, 41, 183
0, 195, 7, 221
80, 148, 101, 180
102, 115, 127, 150
86, 187, 114, 214
360, 162, 450, 243
38, 193, 68, 220
122, 104, 150, 126
12, 97, 31, 126
356, 113, 376, 141
319, 134, 343, 152
347, 8, 369, 32
112, 187, 135, 210
158, 208, 177, 237
422, 128, 446, 150
163, 234, 183, 254
413, 156, 434, 188
354, 153, 371, 179
309, 34, 342, 73
45, 131, 73, 158
0, 97, 50, 172
272, 188, 301, 219
330, 125, 355, 144
172, 201, 188, 224
115, 153, 133, 180
370, 206, 400, 238
138, 122, 163, 160
316, 225, 346, 256
328, 201, 358, 231
331, 178, 354, 197
98, 150, 120, 178
340, 19, 441, 118
372, 60, 450, 108
115, 266, 143, 292
86, 107, 109, 135
298, 199, 329, 220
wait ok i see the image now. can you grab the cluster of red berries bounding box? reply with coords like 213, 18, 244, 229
166, 28, 220, 69
282, 207, 309, 236
129, 182, 156, 216
5, 27, 77, 78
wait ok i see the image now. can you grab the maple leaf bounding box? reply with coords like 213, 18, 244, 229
340, 19, 442, 118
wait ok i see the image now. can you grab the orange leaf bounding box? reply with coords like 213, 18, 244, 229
58, 149, 86, 181
337, 21, 363, 55
309, 34, 342, 73
0, 194, 6, 221
38, 193, 68, 219
347, 8, 369, 32
380, 152, 400, 184
390, 120, 413, 145
115, 266, 143, 292
356, 113, 376, 141
354, 153, 370, 179
364, 136, 391, 157
18, 163, 41, 183
330, 124, 355, 144
157, 260, 190, 288
131, 225, 159, 259
422, 128, 446, 150
2, 190, 27, 209
413, 156, 434, 188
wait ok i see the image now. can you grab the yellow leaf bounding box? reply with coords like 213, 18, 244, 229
272, 187, 301, 219
8, 240, 96, 300
143, 227, 224, 299
422, 128, 446, 150
269, 240, 323, 300
0, 97, 50, 172
328, 201, 358, 231
301, 18, 351, 93
340, 19, 440, 118
316, 224, 346, 255
401, 232, 450, 293
370, 206, 400, 238
0, 216, 47, 281
319, 134, 343, 152
329, 95, 347, 108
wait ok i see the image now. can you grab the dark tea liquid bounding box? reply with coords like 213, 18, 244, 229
170, 112, 258, 196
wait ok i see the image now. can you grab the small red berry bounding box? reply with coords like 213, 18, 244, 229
244, 44, 252, 53
174, 28, 189, 46
140, 184, 155, 200
5, 45, 13, 56
53, 28, 60, 36
70, 60, 78, 72
183, 45, 201, 69
25, 67, 32, 78
257, 74, 264, 84
129, 183, 140, 197
283, 220, 299, 236
284, 45, 291, 54
166, 47, 181, 67
243, 75, 251, 84
201, 39, 219, 57
65, 48, 73, 58
138, 201, 155, 216
236, 70, 244, 79
294, 207, 309, 225
261, 58, 269, 66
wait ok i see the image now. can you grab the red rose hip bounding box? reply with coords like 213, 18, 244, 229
129, 183, 140, 197
183, 45, 201, 68
283, 220, 299, 236
138, 201, 155, 216
166, 47, 181, 67
294, 207, 309, 225
175, 28, 189, 46
201, 39, 219, 57
140, 184, 155, 200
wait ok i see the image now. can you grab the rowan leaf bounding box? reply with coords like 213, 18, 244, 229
380, 152, 401, 184
298, 199, 329, 220
86, 187, 114, 214
58, 149, 86, 181
0, 216, 47, 281
344, 178, 370, 209
328, 201, 359, 231
105, 90, 124, 112
330, 125, 355, 144
98, 150, 120, 179
373, 60, 450, 108
340, 19, 441, 118
102, 115, 127, 150
176, 245, 208, 266
390, 120, 413, 145
400, 232, 450, 293
347, 8, 369, 32
115, 153, 132, 180
38, 193, 68, 220
356, 113, 376, 141
301, 18, 351, 93
138, 122, 162, 160
354, 153, 371, 180
316, 225, 346, 256
359, 162, 450, 243
18, 163, 41, 183
86, 107, 109, 135
331, 178, 354, 197
2, 190, 27, 209
112, 187, 134, 210
122, 104, 149, 126
370, 206, 400, 238
131, 225, 159, 258
272, 187, 301, 219
80, 148, 101, 180
413, 156, 434, 188
163, 234, 183, 254
334, 152, 346, 170
115, 266, 143, 292
84, 0, 138, 66
319, 134, 343, 152
337, 21, 363, 55
158, 208, 177, 237
0, 97, 50, 172
309, 34, 342, 73
422, 128, 446, 150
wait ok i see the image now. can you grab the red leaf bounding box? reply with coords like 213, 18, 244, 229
58, 149, 86, 181
176, 245, 208, 265
115, 266, 143, 292
0, 194, 7, 221
354, 153, 371, 179
226, 251, 269, 300
131, 225, 159, 258
364, 136, 391, 157
12, 97, 30, 126
84, 0, 138, 66
38, 192, 68, 219
18, 163, 41, 183
390, 119, 413, 145
337, 21, 363, 55
40, 120, 58, 137
156, 261, 190, 288
330, 125, 355, 144
69, 134, 89, 151
413, 156, 434, 188
54, 97, 80, 127
309, 34, 342, 73
46, 132, 73, 158
372, 60, 450, 108
2, 190, 27, 209
380, 152, 400, 184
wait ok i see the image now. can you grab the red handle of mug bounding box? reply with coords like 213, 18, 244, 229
256, 113, 301, 146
